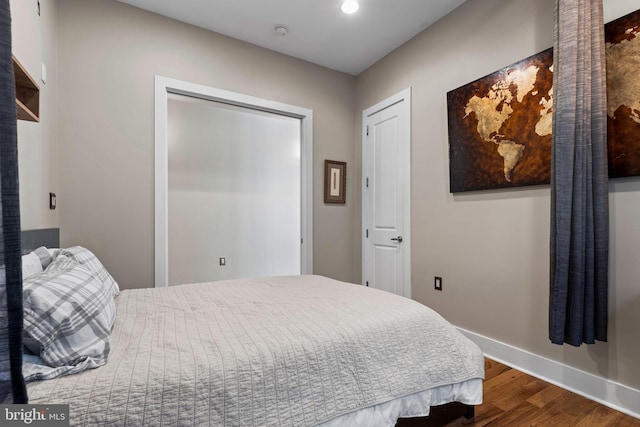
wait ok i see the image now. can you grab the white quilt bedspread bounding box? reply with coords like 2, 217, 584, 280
27, 275, 484, 426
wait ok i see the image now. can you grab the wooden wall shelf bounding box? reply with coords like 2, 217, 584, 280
13, 55, 40, 122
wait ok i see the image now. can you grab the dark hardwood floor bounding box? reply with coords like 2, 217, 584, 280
397, 358, 640, 426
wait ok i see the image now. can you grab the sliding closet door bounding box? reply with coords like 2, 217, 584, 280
167, 94, 301, 285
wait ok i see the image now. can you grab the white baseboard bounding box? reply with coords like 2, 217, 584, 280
457, 327, 640, 420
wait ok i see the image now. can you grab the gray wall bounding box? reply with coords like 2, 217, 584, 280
56, 0, 357, 288
11, 0, 58, 231
13, 0, 640, 402
355, 0, 640, 391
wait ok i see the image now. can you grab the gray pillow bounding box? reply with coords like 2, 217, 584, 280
33, 246, 53, 269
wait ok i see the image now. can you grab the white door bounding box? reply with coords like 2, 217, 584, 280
362, 88, 411, 297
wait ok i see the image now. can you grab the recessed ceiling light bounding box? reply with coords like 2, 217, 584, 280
274, 25, 289, 36
341, 0, 359, 14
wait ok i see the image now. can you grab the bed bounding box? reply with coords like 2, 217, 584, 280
21, 230, 484, 426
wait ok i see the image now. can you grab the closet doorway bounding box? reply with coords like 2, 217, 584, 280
154, 77, 313, 287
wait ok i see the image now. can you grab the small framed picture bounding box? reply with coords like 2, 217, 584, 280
324, 160, 346, 204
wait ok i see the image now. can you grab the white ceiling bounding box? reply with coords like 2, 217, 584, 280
117, 0, 466, 76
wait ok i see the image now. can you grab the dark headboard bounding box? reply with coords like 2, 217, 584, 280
21, 228, 60, 254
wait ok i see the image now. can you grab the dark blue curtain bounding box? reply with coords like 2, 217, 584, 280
549, 0, 609, 346
0, 0, 27, 402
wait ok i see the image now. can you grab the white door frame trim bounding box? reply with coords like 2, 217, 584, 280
154, 76, 314, 287
362, 87, 412, 298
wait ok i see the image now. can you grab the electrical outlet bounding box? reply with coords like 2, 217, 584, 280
219, 257, 226, 266
434, 276, 443, 291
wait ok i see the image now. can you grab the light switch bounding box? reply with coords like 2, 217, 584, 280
219, 257, 226, 266
49, 192, 56, 210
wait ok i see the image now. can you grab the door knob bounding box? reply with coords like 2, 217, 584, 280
390, 236, 403, 243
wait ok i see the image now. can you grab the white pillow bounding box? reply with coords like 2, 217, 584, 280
47, 248, 60, 259
22, 252, 43, 279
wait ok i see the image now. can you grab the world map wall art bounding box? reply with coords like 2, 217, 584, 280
447, 8, 640, 193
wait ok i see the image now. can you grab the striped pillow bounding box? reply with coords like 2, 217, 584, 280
22, 254, 116, 380
59, 246, 120, 296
